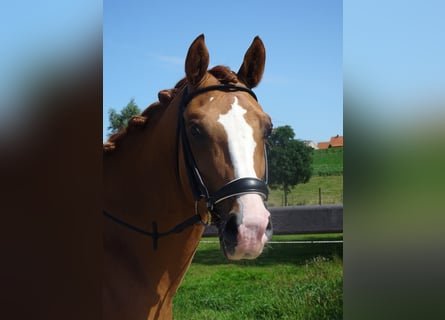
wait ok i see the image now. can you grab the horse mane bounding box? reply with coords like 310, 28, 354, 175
103, 66, 239, 153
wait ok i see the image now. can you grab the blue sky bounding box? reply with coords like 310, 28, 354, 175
103, 0, 343, 143
2, 1, 443, 145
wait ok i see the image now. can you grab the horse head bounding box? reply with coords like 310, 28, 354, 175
181, 35, 273, 260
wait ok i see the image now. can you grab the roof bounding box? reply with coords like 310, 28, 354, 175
329, 135, 343, 147
317, 142, 331, 149
317, 135, 343, 149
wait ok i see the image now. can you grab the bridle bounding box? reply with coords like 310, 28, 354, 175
179, 84, 269, 212
103, 83, 269, 250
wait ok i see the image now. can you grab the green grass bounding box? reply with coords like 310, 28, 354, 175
266, 175, 343, 206
173, 235, 343, 319
312, 147, 343, 176
266, 147, 343, 206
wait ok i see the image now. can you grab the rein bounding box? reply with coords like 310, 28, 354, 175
104, 83, 268, 250
103, 210, 206, 251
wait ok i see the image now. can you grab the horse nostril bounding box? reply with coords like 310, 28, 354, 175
265, 217, 273, 239
223, 214, 238, 245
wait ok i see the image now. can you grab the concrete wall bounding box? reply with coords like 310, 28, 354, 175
203, 204, 343, 237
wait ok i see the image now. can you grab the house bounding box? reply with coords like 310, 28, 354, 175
303, 140, 318, 149
317, 135, 343, 149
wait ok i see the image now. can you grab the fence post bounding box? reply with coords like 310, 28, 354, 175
319, 187, 321, 205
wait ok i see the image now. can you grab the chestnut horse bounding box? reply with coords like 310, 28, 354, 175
103, 34, 273, 320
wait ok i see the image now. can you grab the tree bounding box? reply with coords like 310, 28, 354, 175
107, 98, 141, 135
267, 125, 313, 206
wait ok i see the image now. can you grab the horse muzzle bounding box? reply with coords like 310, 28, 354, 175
219, 193, 272, 260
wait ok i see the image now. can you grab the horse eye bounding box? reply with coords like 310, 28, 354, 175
264, 124, 273, 139
190, 124, 202, 137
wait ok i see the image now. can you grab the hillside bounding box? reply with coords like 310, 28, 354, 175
311, 147, 343, 176
267, 147, 343, 206
267, 175, 343, 206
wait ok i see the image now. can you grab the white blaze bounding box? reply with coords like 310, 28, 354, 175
217, 96, 270, 260
217, 97, 257, 178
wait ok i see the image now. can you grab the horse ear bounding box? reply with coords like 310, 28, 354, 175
237, 36, 266, 88
185, 34, 210, 86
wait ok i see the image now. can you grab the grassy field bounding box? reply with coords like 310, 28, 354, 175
173, 234, 343, 319
311, 147, 343, 176
266, 175, 343, 206
266, 147, 343, 206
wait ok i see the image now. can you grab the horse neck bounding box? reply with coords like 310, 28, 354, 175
104, 95, 194, 219
103, 93, 203, 320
